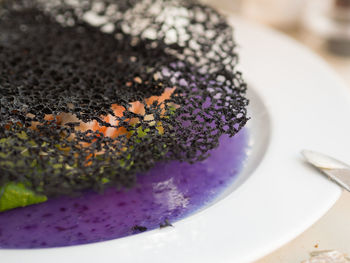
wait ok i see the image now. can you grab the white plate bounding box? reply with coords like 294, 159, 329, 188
2, 16, 350, 263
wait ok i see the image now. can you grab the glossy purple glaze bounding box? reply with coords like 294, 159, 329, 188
0, 129, 248, 248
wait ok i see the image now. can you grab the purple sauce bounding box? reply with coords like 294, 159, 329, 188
0, 129, 248, 248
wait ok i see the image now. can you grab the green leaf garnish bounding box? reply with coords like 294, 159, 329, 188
0, 182, 47, 212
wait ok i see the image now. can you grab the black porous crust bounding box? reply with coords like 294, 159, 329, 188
0, 0, 249, 196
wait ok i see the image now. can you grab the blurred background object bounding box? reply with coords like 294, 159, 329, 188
202, 0, 350, 83
203, 0, 350, 57
303, 0, 350, 56
241, 0, 304, 29
201, 0, 243, 13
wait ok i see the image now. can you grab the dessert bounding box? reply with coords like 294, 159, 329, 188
0, 0, 249, 248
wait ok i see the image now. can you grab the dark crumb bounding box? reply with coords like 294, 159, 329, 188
131, 225, 147, 233
160, 219, 173, 229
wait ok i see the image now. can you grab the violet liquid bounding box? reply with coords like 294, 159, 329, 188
0, 129, 248, 248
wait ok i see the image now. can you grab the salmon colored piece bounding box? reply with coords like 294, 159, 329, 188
31, 87, 176, 140
29, 114, 62, 130
26, 88, 177, 165
145, 87, 176, 107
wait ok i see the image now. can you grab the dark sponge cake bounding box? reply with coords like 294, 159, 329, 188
0, 0, 248, 201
